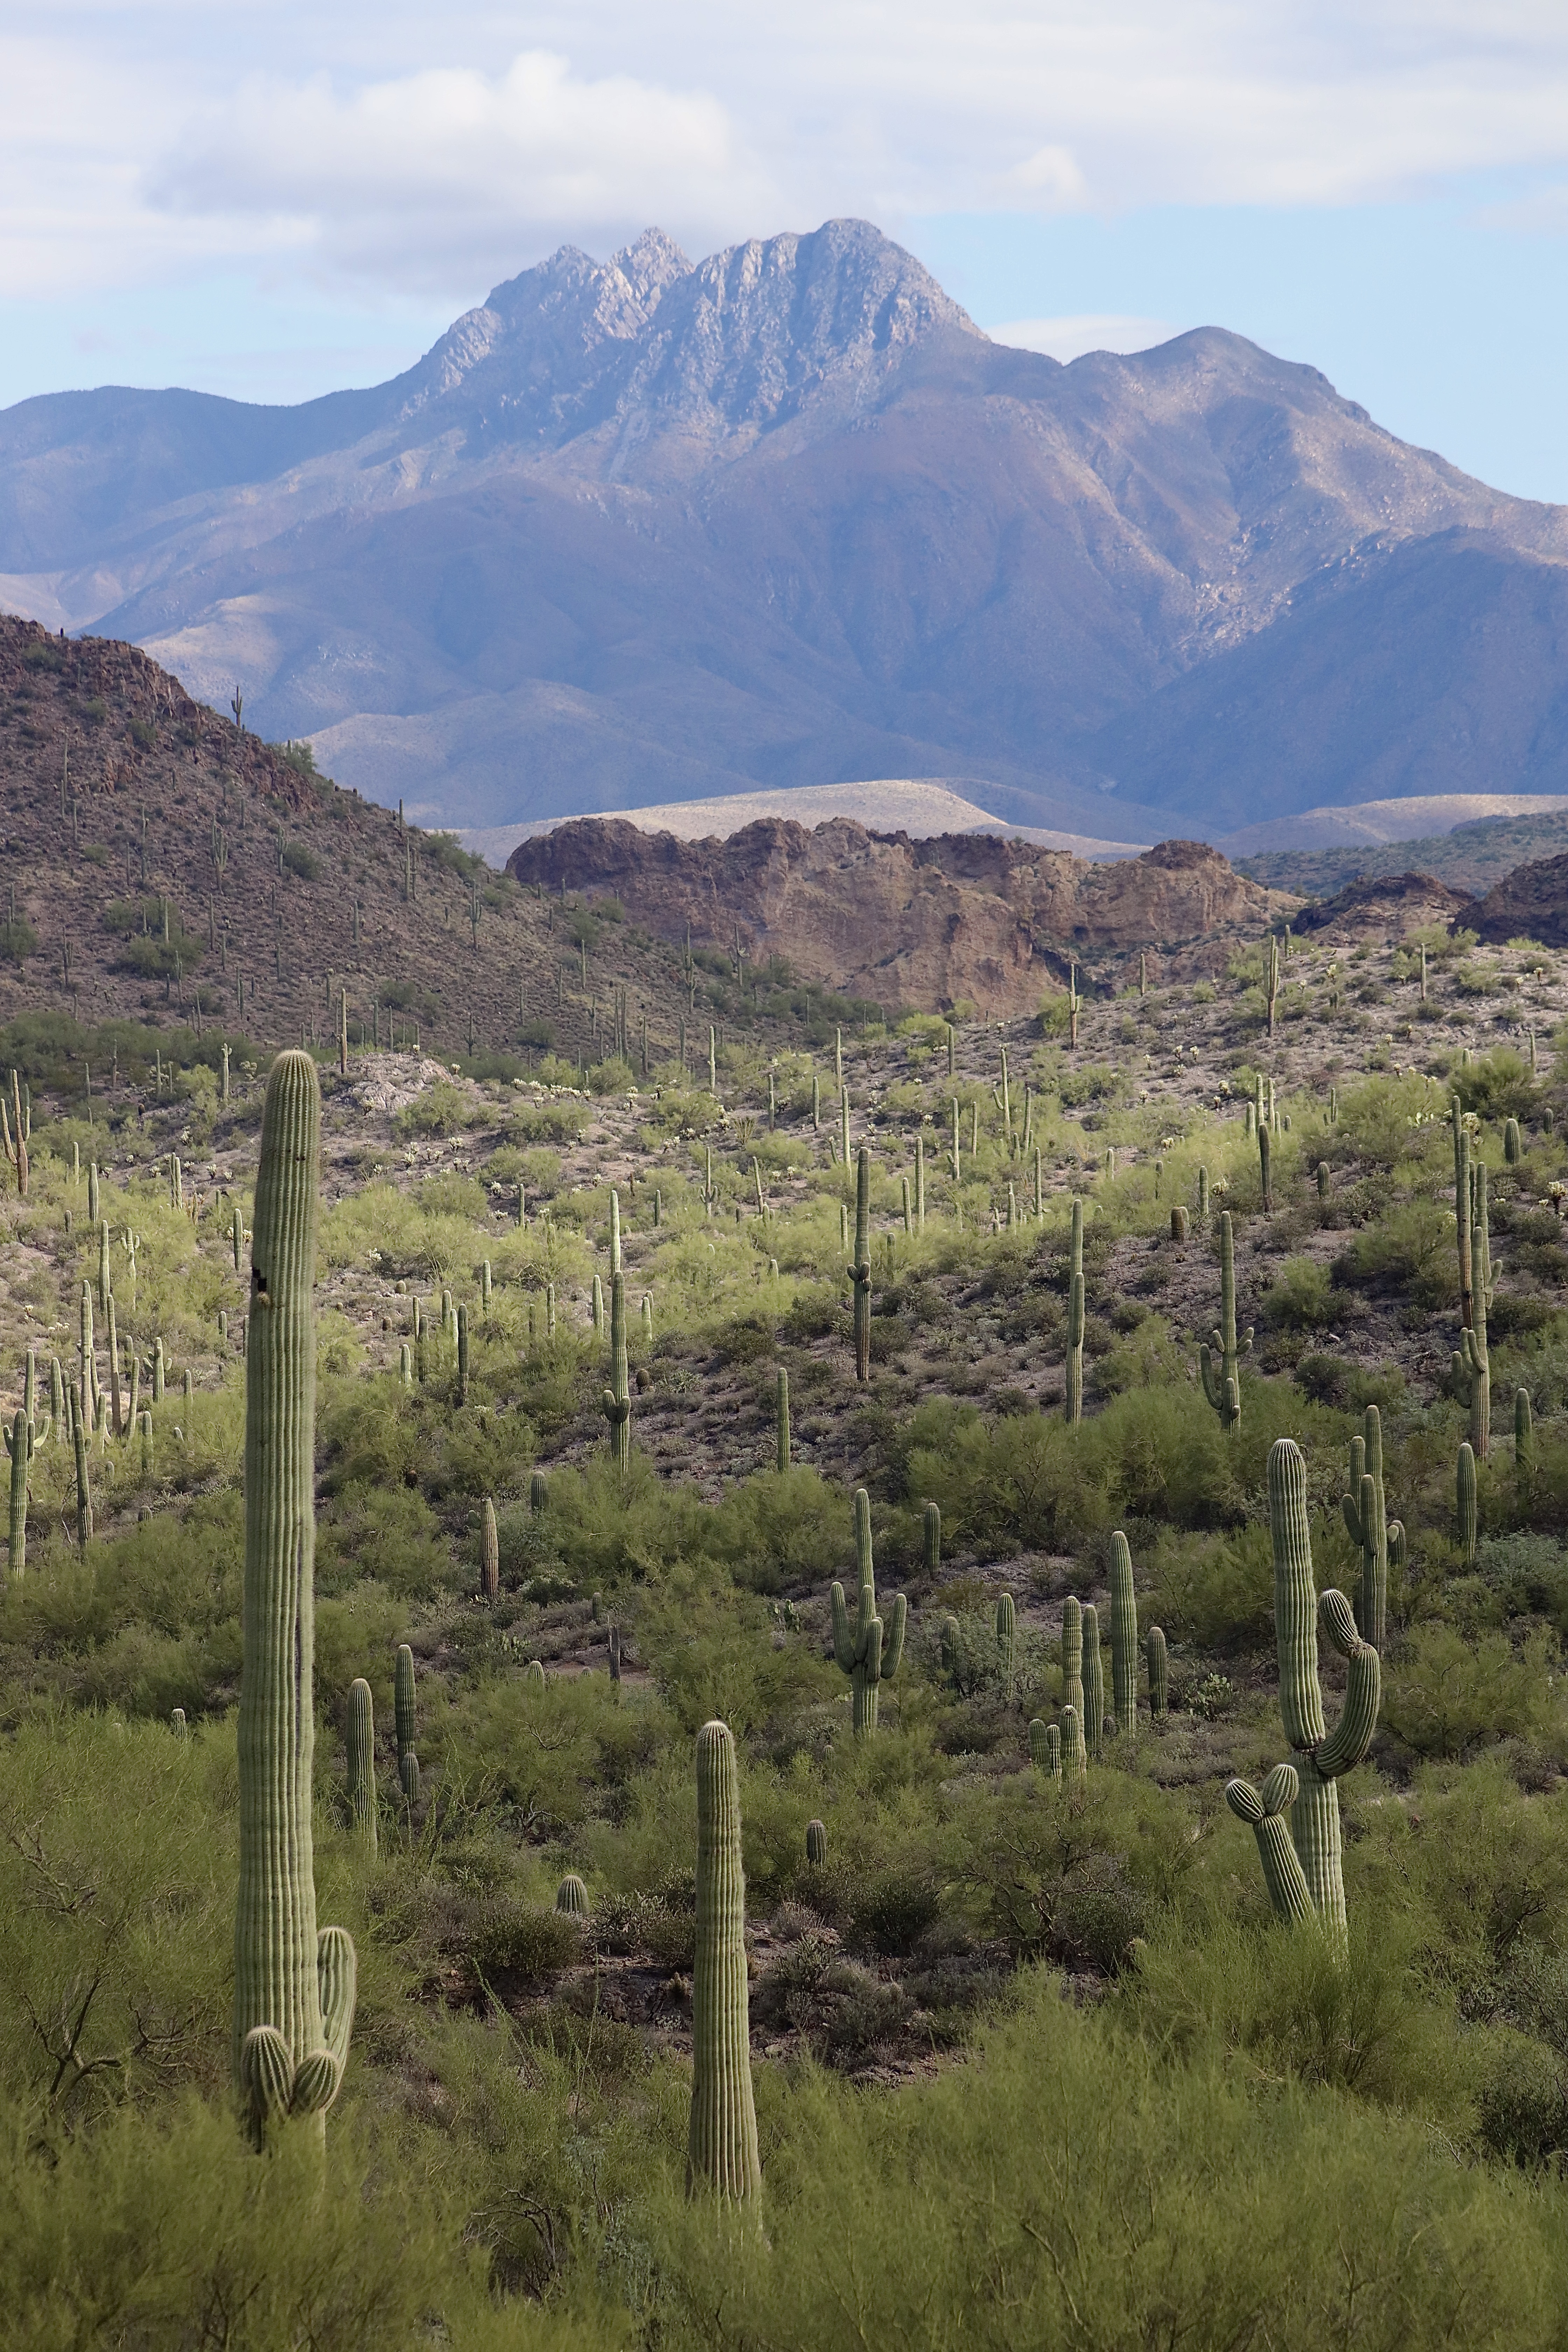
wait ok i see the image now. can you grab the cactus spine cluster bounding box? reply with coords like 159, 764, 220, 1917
1199, 1211, 1252, 1433
687, 1720, 761, 2204
1340, 1405, 1395, 1650
1108, 1531, 1138, 1738
830, 1488, 906, 1736
850, 1147, 872, 1383
346, 1679, 377, 1855
233, 1052, 356, 2149
1225, 1438, 1380, 1940
601, 1271, 631, 1472
1064, 1199, 1085, 1425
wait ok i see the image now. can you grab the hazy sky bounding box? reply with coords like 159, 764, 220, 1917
5, 3, 1568, 497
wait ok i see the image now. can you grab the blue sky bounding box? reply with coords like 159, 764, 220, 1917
4, 5, 1568, 500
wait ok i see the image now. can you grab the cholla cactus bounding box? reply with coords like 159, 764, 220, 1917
687, 1721, 761, 2204
1199, 1212, 1251, 1434
1224, 1438, 1379, 1941
233, 1052, 356, 2150
831, 1489, 906, 1736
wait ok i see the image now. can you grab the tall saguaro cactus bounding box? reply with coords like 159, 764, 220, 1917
4, 1405, 43, 1574
1452, 1166, 1493, 1457
850, 1147, 872, 1383
1340, 1404, 1391, 1650
1224, 1438, 1380, 1941
687, 1720, 761, 2204
394, 1644, 416, 1762
831, 1488, 906, 1736
775, 1366, 790, 1474
346, 1679, 377, 1855
1064, 1199, 1085, 1425
233, 1051, 356, 2149
1453, 1099, 1473, 1330
1199, 1212, 1251, 1434
601, 1270, 631, 1473
1108, 1530, 1138, 1738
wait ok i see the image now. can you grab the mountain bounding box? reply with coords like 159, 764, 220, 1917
3, 218, 1567, 836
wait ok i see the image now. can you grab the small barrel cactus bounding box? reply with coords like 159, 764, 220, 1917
1170, 1204, 1188, 1241
805, 1818, 827, 1867
525, 1658, 546, 1695
555, 1874, 590, 1917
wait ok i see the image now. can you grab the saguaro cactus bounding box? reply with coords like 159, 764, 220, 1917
601, 1271, 631, 1473
1258, 1123, 1272, 1212
1228, 1766, 1313, 1925
850, 1147, 872, 1381
1517, 1386, 1536, 1481
1505, 1117, 1522, 1166
1340, 1404, 1391, 1650
805, 1818, 827, 1867
831, 1488, 906, 1736
1065, 1199, 1085, 1425
1108, 1530, 1138, 1738
923, 1500, 941, 1578
687, 1720, 761, 2204
1452, 1169, 1493, 1457
1199, 1211, 1251, 1434
1146, 1625, 1168, 1715
995, 1592, 1016, 1705
1224, 1438, 1379, 1940
775, 1366, 790, 1473
1062, 1595, 1085, 1728
1083, 1603, 1105, 1760
394, 1643, 416, 1761
555, 1874, 589, 1917
1453, 1099, 1473, 1330
68, 1383, 92, 1546
1457, 1440, 1478, 1566
455, 1301, 470, 1405
480, 1497, 499, 1602
1029, 1717, 1063, 1783
4, 1405, 42, 1574
1265, 934, 1280, 1036
233, 1052, 356, 2149
346, 1679, 377, 1855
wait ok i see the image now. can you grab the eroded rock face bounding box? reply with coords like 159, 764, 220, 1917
1294, 870, 1478, 942
1471, 853, 1568, 948
509, 818, 1278, 1014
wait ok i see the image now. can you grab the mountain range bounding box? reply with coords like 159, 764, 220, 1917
4, 217, 1568, 838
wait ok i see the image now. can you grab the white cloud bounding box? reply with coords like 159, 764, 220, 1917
152, 51, 778, 289
7, 4, 1568, 304
989, 314, 1182, 362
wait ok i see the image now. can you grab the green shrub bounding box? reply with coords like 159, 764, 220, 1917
1381, 1624, 1560, 1759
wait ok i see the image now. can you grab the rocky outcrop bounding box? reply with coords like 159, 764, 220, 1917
1294, 871, 1477, 939
1471, 852, 1568, 947
510, 817, 1280, 1014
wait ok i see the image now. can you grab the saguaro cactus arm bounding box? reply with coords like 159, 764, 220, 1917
1226, 1766, 1314, 1925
